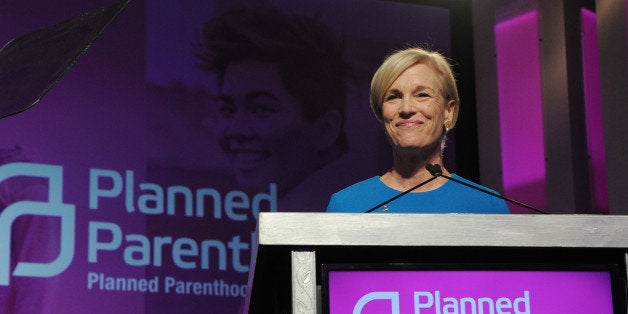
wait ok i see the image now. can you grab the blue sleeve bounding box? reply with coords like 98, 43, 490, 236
325, 177, 378, 213
496, 199, 511, 213
326, 193, 343, 212
326, 192, 376, 213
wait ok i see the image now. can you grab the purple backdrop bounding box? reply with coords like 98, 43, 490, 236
0, 0, 451, 313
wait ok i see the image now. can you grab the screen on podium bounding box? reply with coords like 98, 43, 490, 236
322, 263, 625, 314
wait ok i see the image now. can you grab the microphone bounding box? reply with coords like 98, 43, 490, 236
426, 163, 548, 214
365, 175, 438, 213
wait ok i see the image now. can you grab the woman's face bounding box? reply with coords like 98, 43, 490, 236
381, 62, 455, 152
215, 60, 322, 194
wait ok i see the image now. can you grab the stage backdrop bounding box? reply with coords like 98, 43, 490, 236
0, 0, 452, 313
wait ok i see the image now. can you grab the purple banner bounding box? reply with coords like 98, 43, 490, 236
0, 0, 451, 313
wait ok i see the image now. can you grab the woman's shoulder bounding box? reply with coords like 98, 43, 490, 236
446, 173, 510, 213
333, 176, 383, 194
326, 176, 386, 212
449, 173, 501, 193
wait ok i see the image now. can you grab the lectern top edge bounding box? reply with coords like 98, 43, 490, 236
257, 212, 628, 248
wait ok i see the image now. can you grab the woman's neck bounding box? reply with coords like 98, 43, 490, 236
381, 149, 450, 192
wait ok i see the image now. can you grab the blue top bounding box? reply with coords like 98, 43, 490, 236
326, 174, 510, 214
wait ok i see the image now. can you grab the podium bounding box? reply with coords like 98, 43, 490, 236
244, 213, 628, 313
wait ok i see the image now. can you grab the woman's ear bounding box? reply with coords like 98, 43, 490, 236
313, 109, 343, 151
444, 99, 456, 126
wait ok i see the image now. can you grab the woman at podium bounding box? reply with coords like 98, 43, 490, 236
326, 47, 510, 214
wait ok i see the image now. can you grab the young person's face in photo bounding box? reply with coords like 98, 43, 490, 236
215, 60, 323, 194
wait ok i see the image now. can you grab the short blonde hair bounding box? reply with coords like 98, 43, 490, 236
370, 47, 460, 127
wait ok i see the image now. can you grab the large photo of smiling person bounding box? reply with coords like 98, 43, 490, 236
194, 6, 352, 211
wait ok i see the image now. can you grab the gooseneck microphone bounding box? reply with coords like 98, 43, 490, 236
365, 175, 438, 213
426, 163, 548, 214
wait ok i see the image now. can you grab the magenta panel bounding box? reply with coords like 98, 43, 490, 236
495, 10, 547, 212
581, 8, 609, 213
328, 269, 614, 314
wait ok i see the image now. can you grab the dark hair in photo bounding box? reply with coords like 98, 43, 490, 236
194, 6, 349, 152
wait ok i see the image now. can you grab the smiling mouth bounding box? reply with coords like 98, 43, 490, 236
396, 121, 423, 127
228, 150, 271, 171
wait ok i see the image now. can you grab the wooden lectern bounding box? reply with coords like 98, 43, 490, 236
244, 213, 628, 313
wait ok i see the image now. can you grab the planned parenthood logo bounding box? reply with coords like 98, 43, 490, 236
0, 162, 75, 286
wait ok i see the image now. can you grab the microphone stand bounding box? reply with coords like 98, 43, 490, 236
365, 176, 438, 213
426, 164, 549, 214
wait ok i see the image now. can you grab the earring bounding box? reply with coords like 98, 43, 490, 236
444, 121, 453, 129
